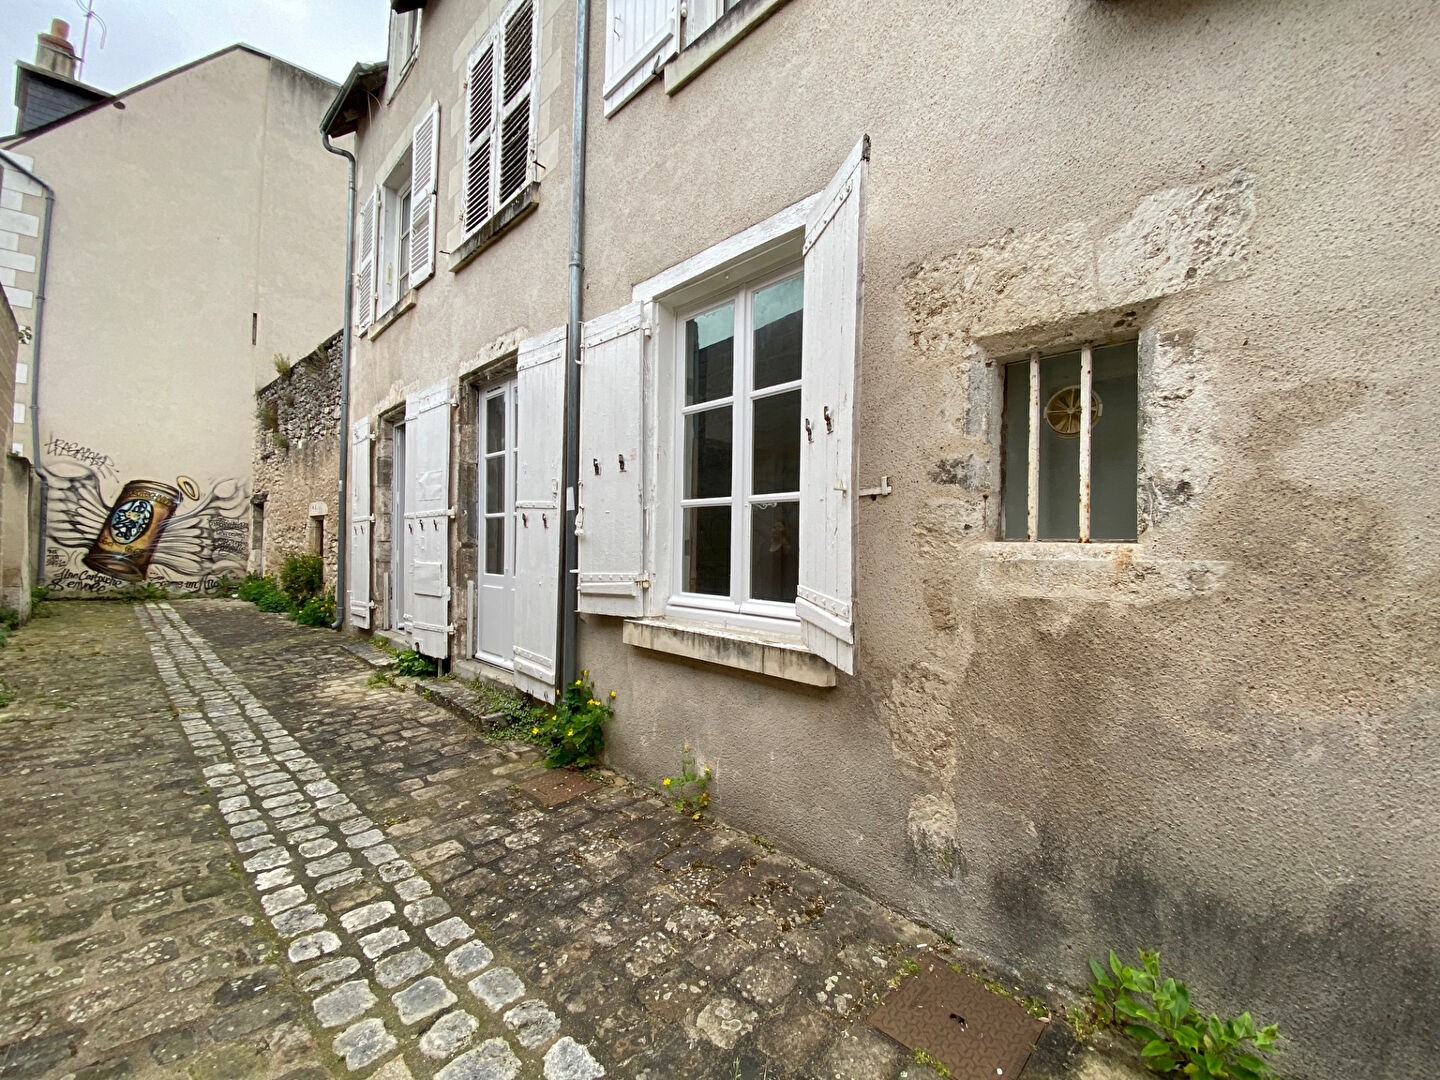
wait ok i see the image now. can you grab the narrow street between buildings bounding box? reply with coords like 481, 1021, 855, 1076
0, 601, 1100, 1079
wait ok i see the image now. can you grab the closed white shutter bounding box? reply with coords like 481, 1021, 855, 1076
355, 189, 378, 334
404, 381, 453, 658
348, 417, 373, 629
462, 35, 497, 233
603, 0, 677, 116
409, 102, 440, 287
796, 136, 868, 675
578, 302, 649, 616
511, 324, 567, 701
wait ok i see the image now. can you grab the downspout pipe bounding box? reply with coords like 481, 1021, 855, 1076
0, 150, 55, 589
323, 133, 356, 630
559, 0, 591, 691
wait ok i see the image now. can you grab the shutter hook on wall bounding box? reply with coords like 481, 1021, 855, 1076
592, 458, 600, 476
804, 418, 813, 443
618, 454, 626, 473
824, 406, 833, 434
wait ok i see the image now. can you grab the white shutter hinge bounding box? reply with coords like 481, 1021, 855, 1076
637, 573, 652, 589
858, 475, 893, 500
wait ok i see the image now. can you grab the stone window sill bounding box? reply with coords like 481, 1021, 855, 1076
622, 617, 836, 687
367, 290, 418, 341
665, 0, 792, 96
449, 184, 540, 274
975, 542, 1229, 601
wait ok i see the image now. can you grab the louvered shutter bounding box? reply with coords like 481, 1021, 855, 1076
348, 417, 373, 629
512, 324, 566, 702
409, 103, 440, 287
496, 0, 536, 212
796, 136, 868, 675
404, 382, 452, 658
603, 0, 677, 115
578, 302, 649, 616
355, 189, 377, 333
462, 36, 496, 233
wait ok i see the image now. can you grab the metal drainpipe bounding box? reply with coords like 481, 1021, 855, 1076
558, 0, 591, 692
0, 150, 55, 589
323, 133, 356, 631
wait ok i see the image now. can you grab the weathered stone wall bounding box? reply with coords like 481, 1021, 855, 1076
0, 293, 33, 618
253, 333, 341, 587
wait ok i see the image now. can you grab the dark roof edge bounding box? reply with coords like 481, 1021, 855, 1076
5, 43, 340, 146
321, 61, 389, 139
15, 60, 111, 100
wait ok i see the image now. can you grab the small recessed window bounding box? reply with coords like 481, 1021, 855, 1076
1002, 341, 1138, 541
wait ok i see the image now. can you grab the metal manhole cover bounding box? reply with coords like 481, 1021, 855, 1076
868, 956, 1046, 1080
516, 769, 597, 808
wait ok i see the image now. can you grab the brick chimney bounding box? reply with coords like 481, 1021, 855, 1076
35, 19, 78, 81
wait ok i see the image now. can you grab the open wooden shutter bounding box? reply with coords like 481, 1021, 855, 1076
409, 102, 440, 287
578, 302, 649, 616
496, 0, 536, 212
348, 417, 373, 629
463, 36, 497, 233
404, 381, 452, 658
512, 324, 566, 701
355, 189, 378, 334
797, 136, 868, 675
603, 0, 677, 116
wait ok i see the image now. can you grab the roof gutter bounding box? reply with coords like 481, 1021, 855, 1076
0, 150, 54, 587
322, 133, 356, 630
559, 0, 591, 690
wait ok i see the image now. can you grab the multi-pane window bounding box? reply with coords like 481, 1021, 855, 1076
463, 0, 537, 236
1002, 341, 1138, 541
480, 383, 518, 577
678, 270, 804, 611
397, 190, 412, 297
379, 153, 412, 313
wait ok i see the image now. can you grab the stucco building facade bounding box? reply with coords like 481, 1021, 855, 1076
335, 2, 1440, 1076
0, 41, 347, 595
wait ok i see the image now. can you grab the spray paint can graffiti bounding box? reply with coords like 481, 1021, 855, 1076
83, 479, 186, 582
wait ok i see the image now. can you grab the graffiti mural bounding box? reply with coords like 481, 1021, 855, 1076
41, 447, 248, 594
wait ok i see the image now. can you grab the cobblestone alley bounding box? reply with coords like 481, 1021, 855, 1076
0, 601, 1086, 1079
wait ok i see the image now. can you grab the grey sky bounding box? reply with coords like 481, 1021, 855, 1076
2, 0, 390, 129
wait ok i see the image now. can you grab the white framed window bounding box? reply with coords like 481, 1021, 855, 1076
389, 10, 422, 86
378, 153, 412, 314
462, 0, 539, 237
671, 267, 804, 630
1001, 341, 1139, 542
356, 103, 439, 331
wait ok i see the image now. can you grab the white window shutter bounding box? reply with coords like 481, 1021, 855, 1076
348, 417, 373, 629
512, 324, 567, 702
409, 102, 440, 287
403, 382, 452, 658
496, 0, 537, 212
355, 189, 377, 334
463, 37, 497, 234
578, 302, 649, 616
797, 136, 868, 675
603, 0, 677, 116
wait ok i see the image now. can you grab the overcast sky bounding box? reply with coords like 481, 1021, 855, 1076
2, 1, 390, 129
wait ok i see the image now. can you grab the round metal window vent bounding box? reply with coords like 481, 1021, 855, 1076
1045, 386, 1102, 437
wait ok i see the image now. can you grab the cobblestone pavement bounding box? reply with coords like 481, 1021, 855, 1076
0, 600, 1086, 1079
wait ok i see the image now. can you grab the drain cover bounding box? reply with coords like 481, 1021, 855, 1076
868, 956, 1046, 1080
516, 769, 596, 807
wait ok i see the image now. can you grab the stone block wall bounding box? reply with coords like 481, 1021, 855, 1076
252, 332, 341, 587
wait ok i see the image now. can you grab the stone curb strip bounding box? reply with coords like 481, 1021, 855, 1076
138, 602, 605, 1080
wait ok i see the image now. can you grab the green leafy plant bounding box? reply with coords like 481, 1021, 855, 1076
911, 1047, 951, 1078
1088, 950, 1281, 1079
366, 669, 397, 689
393, 649, 437, 677
273, 353, 293, 377
294, 593, 335, 627
118, 582, 169, 602
258, 400, 280, 433
30, 585, 48, 604
533, 672, 612, 768
237, 574, 291, 613
661, 747, 712, 818
278, 553, 324, 608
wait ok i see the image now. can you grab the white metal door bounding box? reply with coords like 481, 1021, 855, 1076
404, 382, 453, 659
391, 423, 407, 631
476, 380, 517, 666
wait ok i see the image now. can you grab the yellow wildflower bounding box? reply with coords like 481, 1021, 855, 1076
662, 777, 672, 787
609, 691, 617, 699
582, 669, 588, 677
566, 729, 574, 737
531, 726, 540, 735
588, 698, 600, 707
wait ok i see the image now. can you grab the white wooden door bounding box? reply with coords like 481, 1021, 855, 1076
391, 423, 407, 630
476, 379, 517, 666
404, 382, 452, 658
348, 418, 373, 628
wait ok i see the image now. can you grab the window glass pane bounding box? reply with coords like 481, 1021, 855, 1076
485, 394, 505, 453
1038, 350, 1081, 540
750, 500, 799, 602
485, 458, 504, 513
1001, 361, 1030, 540
485, 517, 503, 575
684, 407, 732, 499
685, 304, 735, 405
683, 506, 730, 596
1089, 342, 1138, 541
753, 274, 803, 389
752, 390, 800, 494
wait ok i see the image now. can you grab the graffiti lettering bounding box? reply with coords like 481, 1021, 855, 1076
44, 436, 119, 480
